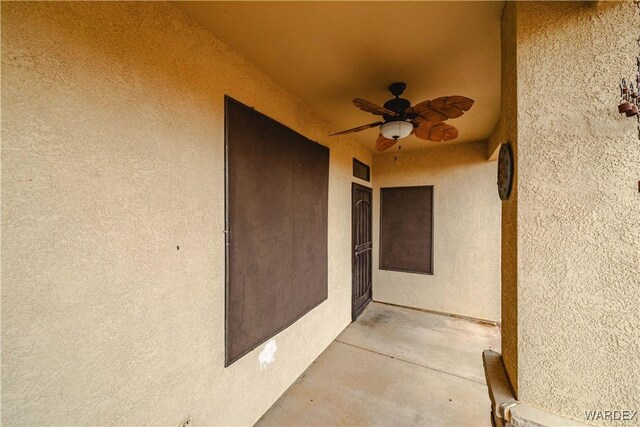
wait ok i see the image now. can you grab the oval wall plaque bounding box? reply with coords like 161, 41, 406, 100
498, 143, 514, 200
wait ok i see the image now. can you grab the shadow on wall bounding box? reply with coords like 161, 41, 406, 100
6, 1, 346, 142
375, 140, 494, 172
7, 2, 224, 112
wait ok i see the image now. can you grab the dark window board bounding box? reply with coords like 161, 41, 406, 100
224, 96, 329, 366
379, 185, 434, 275
353, 158, 370, 182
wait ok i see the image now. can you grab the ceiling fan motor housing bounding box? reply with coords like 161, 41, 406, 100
388, 82, 407, 97
383, 81, 412, 121
383, 98, 411, 121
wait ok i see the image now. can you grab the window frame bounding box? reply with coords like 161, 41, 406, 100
352, 158, 370, 182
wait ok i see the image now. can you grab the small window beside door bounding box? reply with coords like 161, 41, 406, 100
353, 158, 370, 182
380, 186, 434, 275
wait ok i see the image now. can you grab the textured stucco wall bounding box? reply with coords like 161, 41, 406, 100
371, 142, 501, 323
488, 1, 519, 394
516, 2, 640, 424
0, 2, 371, 425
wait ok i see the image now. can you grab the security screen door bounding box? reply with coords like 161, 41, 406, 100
352, 183, 372, 320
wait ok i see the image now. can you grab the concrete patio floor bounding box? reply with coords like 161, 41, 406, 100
256, 302, 500, 426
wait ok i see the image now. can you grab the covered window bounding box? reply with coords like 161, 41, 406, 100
379, 186, 433, 275
353, 158, 370, 182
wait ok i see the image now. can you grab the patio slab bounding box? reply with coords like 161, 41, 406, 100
255, 302, 500, 426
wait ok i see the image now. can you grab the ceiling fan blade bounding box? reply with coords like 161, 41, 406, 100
414, 122, 458, 142
429, 123, 459, 142
408, 100, 431, 114
443, 96, 475, 111
433, 104, 464, 119
429, 96, 475, 118
414, 121, 434, 141
353, 98, 398, 117
329, 121, 383, 136
410, 96, 475, 120
410, 100, 454, 121
416, 109, 448, 123
375, 133, 398, 151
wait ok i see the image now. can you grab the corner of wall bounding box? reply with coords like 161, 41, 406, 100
497, 0, 519, 396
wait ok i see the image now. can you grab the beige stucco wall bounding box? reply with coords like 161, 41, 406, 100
0, 2, 371, 425
514, 2, 640, 424
489, 1, 519, 394
371, 142, 501, 323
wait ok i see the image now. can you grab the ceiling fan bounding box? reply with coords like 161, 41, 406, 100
329, 82, 474, 151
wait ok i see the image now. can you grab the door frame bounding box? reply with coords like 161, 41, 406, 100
352, 183, 373, 321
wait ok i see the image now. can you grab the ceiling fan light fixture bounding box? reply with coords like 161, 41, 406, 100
380, 120, 413, 140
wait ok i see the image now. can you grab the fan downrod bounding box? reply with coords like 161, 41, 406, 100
388, 82, 407, 98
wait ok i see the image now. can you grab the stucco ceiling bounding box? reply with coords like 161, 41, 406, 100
174, 1, 503, 153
